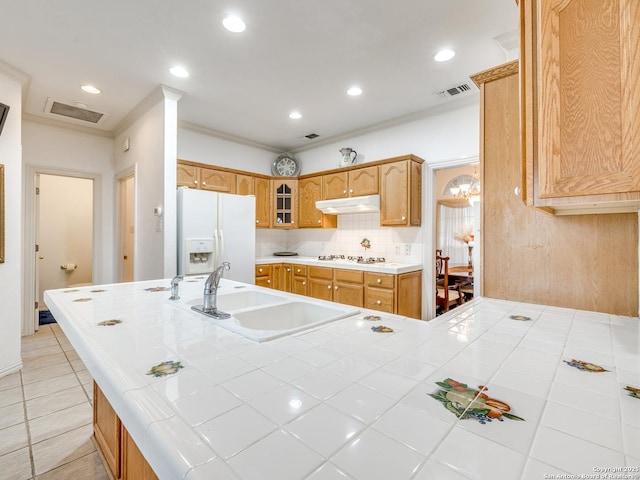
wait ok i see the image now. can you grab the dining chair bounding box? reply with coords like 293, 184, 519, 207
435, 254, 463, 314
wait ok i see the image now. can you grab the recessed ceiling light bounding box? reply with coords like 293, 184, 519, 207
80, 84, 101, 94
347, 86, 362, 96
289, 111, 302, 120
223, 15, 246, 33
170, 66, 190, 78
434, 49, 456, 62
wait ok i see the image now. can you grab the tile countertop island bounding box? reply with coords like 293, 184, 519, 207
255, 255, 423, 275
44, 277, 640, 480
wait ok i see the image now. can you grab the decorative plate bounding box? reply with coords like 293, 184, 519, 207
271, 153, 301, 176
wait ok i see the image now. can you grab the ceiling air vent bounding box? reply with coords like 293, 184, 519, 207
434, 82, 476, 99
304, 133, 319, 139
44, 98, 110, 127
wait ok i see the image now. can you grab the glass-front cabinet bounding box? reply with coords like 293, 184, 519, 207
272, 179, 297, 228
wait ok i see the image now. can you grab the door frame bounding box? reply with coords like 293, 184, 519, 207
23, 165, 101, 335
115, 166, 136, 283
424, 156, 480, 321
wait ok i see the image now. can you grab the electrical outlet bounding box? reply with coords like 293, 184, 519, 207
395, 245, 401, 255
404, 244, 411, 256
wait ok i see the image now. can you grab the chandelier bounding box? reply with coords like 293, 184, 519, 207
449, 168, 480, 205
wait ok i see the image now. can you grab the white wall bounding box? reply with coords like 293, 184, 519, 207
0, 70, 24, 375
295, 99, 480, 172
178, 127, 275, 175
114, 87, 181, 281
23, 121, 116, 285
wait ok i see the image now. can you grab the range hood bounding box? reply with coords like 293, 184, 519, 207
315, 194, 380, 214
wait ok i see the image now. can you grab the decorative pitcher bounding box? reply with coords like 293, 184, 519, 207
339, 148, 357, 167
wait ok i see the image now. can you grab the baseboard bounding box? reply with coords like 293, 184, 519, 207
0, 360, 22, 378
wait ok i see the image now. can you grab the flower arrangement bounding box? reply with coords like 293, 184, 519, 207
455, 228, 474, 245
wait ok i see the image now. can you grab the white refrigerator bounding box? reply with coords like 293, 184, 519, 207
177, 188, 256, 284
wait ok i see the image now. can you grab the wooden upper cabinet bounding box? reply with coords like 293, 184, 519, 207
272, 179, 298, 228
323, 172, 348, 199
348, 166, 378, 196
299, 177, 337, 228
521, 0, 640, 214
379, 160, 421, 226
254, 177, 271, 228
177, 163, 199, 188
323, 166, 378, 199
236, 174, 254, 195
200, 167, 236, 193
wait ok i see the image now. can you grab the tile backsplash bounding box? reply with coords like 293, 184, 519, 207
256, 213, 423, 264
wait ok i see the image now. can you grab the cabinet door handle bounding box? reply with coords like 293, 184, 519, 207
194, 180, 198, 185
302, 281, 306, 286
343, 190, 347, 194
334, 286, 338, 290
317, 219, 321, 224
202, 181, 207, 186
376, 300, 382, 305
256, 220, 259, 224
349, 189, 353, 193
401, 216, 406, 221
327, 285, 332, 289
376, 278, 382, 284
296, 269, 301, 273
287, 268, 291, 272
267, 280, 271, 284
259, 268, 263, 273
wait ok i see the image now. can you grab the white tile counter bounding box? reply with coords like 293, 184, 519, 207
44, 278, 640, 479
256, 255, 422, 274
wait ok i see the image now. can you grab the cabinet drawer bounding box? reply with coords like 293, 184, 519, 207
334, 269, 363, 283
255, 264, 272, 277
365, 288, 395, 313
309, 266, 333, 280
292, 265, 307, 277
364, 272, 395, 289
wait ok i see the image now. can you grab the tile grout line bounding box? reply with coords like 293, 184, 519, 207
18, 369, 37, 480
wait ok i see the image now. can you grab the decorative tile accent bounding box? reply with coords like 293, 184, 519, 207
362, 315, 381, 321
63, 289, 80, 293
90, 289, 107, 293
97, 319, 122, 326
72, 298, 92, 303
429, 378, 525, 424
563, 359, 608, 372
146, 360, 184, 377
509, 315, 531, 321
144, 287, 170, 292
624, 385, 640, 400
371, 325, 393, 333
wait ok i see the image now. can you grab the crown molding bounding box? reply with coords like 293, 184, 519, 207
113, 84, 184, 138
22, 113, 114, 138
178, 120, 282, 153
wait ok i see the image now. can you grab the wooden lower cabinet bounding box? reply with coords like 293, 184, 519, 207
93, 383, 120, 479
333, 269, 364, 308
121, 427, 159, 480
94, 382, 158, 480
255, 264, 272, 288
256, 263, 422, 318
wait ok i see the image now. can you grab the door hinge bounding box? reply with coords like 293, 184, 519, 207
35, 301, 39, 309
35, 244, 39, 252
36, 187, 40, 195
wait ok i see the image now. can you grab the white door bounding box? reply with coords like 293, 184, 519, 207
37, 174, 94, 315
119, 174, 135, 282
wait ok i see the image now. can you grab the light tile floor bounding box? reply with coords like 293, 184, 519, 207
0, 323, 109, 480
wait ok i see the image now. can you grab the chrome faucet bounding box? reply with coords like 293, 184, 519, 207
191, 262, 231, 319
169, 275, 183, 300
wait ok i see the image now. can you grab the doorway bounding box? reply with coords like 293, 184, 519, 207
36, 174, 94, 321
118, 173, 135, 282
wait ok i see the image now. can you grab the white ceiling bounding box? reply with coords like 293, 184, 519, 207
0, 0, 518, 152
